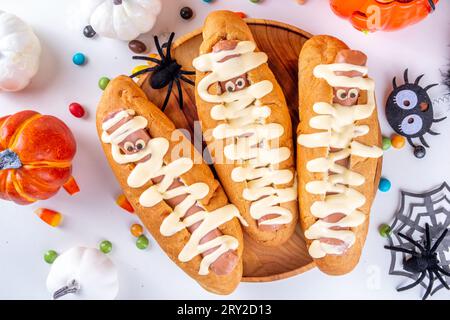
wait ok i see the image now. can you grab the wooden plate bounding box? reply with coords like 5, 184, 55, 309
138, 19, 316, 282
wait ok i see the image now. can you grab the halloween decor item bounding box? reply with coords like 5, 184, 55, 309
385, 182, 450, 299
130, 32, 195, 112
0, 111, 77, 205
80, 0, 162, 41
46, 247, 119, 300
385, 69, 446, 158
329, 0, 439, 32
0, 10, 41, 92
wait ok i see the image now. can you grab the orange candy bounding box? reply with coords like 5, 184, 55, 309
235, 12, 247, 19
35, 208, 63, 227
130, 224, 144, 237
63, 176, 80, 195
116, 194, 134, 213
391, 135, 406, 149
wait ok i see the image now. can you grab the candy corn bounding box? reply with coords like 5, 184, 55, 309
63, 176, 80, 195
116, 194, 134, 213
35, 208, 63, 227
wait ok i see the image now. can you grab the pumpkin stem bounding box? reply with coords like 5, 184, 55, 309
53, 279, 80, 300
0, 149, 22, 170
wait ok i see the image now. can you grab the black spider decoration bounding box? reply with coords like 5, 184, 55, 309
130, 32, 195, 111
385, 69, 446, 157
385, 224, 449, 300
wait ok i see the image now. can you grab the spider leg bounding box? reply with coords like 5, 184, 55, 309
424, 83, 439, 92
403, 69, 409, 84
430, 228, 449, 253
175, 77, 183, 110
180, 75, 195, 86
132, 56, 162, 65
414, 74, 425, 85
432, 269, 450, 290
406, 137, 415, 148
397, 271, 426, 292
422, 270, 434, 300
384, 245, 418, 256
397, 233, 425, 252
419, 136, 430, 148
165, 32, 175, 62
130, 67, 158, 78
392, 77, 397, 89
154, 35, 166, 60
425, 223, 431, 251
161, 80, 174, 112
433, 117, 447, 123
427, 129, 440, 136
180, 70, 196, 75
436, 266, 450, 277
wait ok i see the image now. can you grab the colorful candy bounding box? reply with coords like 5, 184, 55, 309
382, 137, 391, 151
180, 7, 193, 20
378, 178, 391, 192
414, 145, 426, 159
72, 52, 86, 66
116, 194, 134, 213
35, 208, 63, 227
99, 240, 113, 254
128, 40, 147, 54
391, 135, 405, 149
235, 12, 247, 19
63, 176, 80, 195
131, 65, 149, 77
250, 0, 260, 2
203, 0, 213, 3
146, 53, 158, 66
136, 235, 149, 250
69, 102, 85, 118
379, 224, 392, 238
44, 250, 58, 264
83, 25, 96, 38
98, 76, 110, 90
130, 224, 144, 237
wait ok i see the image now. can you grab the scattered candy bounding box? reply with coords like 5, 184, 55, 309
250, 0, 260, 2
44, 250, 58, 264
382, 137, 391, 151
146, 53, 159, 66
131, 65, 149, 77
63, 176, 80, 195
128, 40, 147, 54
180, 7, 193, 20
116, 194, 134, 213
72, 52, 86, 66
378, 178, 391, 192
203, 0, 213, 3
83, 25, 96, 38
414, 145, 426, 159
235, 12, 247, 19
98, 76, 110, 90
69, 103, 85, 118
130, 224, 144, 237
99, 240, 113, 254
379, 224, 392, 238
136, 235, 149, 250
391, 135, 405, 149
35, 208, 63, 227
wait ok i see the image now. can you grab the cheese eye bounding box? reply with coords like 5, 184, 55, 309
395, 89, 417, 110
336, 89, 347, 100
225, 81, 236, 92
124, 141, 134, 152
348, 88, 359, 99
135, 139, 146, 150
235, 78, 245, 89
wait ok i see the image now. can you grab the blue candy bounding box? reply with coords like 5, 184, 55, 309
72, 52, 86, 66
379, 178, 391, 192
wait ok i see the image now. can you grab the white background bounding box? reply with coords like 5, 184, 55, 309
0, 0, 449, 300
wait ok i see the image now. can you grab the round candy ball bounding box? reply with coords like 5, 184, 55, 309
391, 135, 405, 149
250, 0, 260, 2
180, 7, 193, 20
202, 0, 213, 2
130, 224, 144, 237
83, 25, 96, 38
69, 102, 85, 118
414, 145, 426, 159
72, 52, 86, 66
378, 178, 391, 192
136, 235, 149, 250
44, 250, 58, 264
379, 224, 392, 238
382, 137, 391, 151
99, 240, 113, 254
98, 77, 110, 90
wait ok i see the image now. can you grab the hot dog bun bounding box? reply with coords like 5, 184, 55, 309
297, 35, 382, 275
194, 11, 298, 247
96, 75, 244, 294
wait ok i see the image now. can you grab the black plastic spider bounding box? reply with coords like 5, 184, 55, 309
384, 223, 449, 300
130, 32, 195, 111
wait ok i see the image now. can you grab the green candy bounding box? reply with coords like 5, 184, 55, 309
250, 0, 260, 2
98, 77, 110, 90
382, 137, 391, 151
44, 250, 58, 264
379, 224, 392, 238
99, 240, 113, 254
136, 235, 149, 250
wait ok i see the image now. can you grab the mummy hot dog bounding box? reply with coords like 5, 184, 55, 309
193, 11, 298, 246
96, 76, 245, 295
297, 36, 383, 275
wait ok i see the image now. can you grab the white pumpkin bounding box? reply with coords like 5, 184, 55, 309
46, 247, 119, 300
81, 0, 162, 41
0, 11, 41, 92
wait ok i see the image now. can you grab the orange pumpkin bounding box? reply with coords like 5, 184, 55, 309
0, 110, 76, 205
329, 0, 439, 32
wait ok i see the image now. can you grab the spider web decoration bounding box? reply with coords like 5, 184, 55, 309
387, 182, 450, 296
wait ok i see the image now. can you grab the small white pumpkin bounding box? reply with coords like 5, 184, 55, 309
81, 0, 162, 41
0, 11, 41, 92
46, 247, 119, 300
